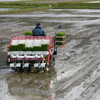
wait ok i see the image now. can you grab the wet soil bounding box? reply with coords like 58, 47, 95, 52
0, 9, 100, 100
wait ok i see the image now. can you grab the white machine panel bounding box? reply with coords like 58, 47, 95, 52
34, 63, 39, 67
39, 63, 46, 68
15, 63, 21, 67
10, 63, 15, 68
23, 63, 29, 68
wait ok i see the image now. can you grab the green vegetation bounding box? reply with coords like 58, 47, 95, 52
25, 47, 33, 51
33, 46, 41, 51
0, 0, 100, 14
24, 31, 32, 36
41, 44, 49, 51
9, 44, 49, 51
9, 45, 18, 51
9, 44, 25, 51
56, 42, 65, 46
0, 2, 49, 8
21, 0, 57, 1
52, 2, 100, 9
56, 32, 66, 36
17, 44, 25, 51
55, 32, 66, 46
56, 38, 66, 41
0, 2, 50, 14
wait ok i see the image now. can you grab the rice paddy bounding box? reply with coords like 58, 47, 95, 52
0, 0, 100, 14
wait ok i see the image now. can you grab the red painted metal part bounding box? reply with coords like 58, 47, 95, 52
56, 36, 66, 38
56, 40, 66, 43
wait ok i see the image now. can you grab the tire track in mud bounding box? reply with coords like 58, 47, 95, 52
56, 58, 100, 97
64, 65, 100, 100
57, 69, 100, 100
53, 28, 100, 100
78, 76, 100, 100
55, 28, 100, 73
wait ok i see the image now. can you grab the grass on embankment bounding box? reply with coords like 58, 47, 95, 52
52, 2, 100, 9
0, 1, 100, 14
0, 2, 50, 8
0, 7, 49, 14
0, 2, 51, 14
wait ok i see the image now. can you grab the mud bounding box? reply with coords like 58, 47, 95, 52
0, 9, 100, 100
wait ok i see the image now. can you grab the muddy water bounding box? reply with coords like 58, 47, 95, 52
0, 9, 100, 100
0, 70, 56, 100
0, 8, 14, 11
88, 1, 100, 3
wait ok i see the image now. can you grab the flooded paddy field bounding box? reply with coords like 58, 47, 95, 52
0, 9, 100, 100
0, 8, 14, 11
88, 1, 100, 3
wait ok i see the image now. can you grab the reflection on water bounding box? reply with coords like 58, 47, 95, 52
0, 69, 56, 100
0, 14, 100, 18
0, 79, 16, 100
88, 1, 100, 3
0, 8, 13, 11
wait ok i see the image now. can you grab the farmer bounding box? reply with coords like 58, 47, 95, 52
32, 23, 46, 36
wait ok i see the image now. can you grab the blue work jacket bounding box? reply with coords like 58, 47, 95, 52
32, 27, 46, 36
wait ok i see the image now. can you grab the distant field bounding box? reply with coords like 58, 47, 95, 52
19, 0, 100, 2
0, 0, 100, 14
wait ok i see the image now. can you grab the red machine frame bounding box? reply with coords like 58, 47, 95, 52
8, 36, 53, 65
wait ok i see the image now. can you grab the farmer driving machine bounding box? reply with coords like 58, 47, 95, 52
6, 25, 66, 72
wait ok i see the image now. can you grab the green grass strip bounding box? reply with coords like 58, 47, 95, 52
0, 2, 50, 14
52, 2, 100, 9
0, 2, 50, 8
0, 2, 100, 14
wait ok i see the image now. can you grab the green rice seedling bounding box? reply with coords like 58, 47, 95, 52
56, 32, 66, 36
56, 38, 66, 41
41, 44, 49, 51
24, 31, 32, 36
9, 45, 18, 51
25, 47, 33, 51
33, 46, 41, 51
17, 44, 25, 51
56, 42, 65, 46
